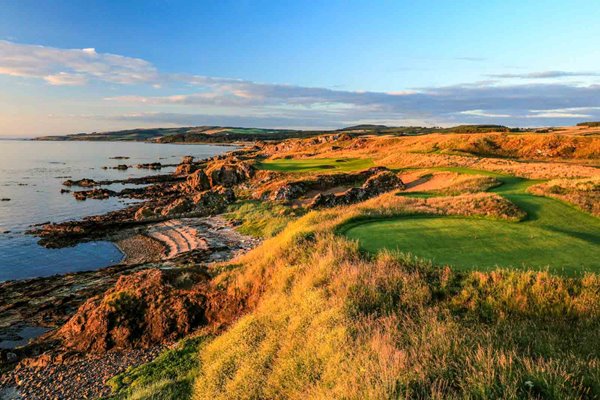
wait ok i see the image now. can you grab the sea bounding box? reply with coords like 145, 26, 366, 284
0, 140, 232, 282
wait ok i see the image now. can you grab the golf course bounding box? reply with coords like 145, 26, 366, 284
256, 157, 374, 173
342, 168, 600, 275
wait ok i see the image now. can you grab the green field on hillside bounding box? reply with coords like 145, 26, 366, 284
342, 168, 600, 275
256, 157, 374, 173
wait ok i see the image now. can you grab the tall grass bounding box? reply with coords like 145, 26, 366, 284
189, 202, 600, 399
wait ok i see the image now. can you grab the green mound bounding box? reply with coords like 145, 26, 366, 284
256, 157, 373, 173
343, 216, 599, 274
342, 168, 600, 275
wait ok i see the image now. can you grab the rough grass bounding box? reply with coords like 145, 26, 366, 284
256, 157, 374, 173
529, 177, 600, 216
107, 335, 209, 399
189, 216, 600, 399
224, 200, 303, 238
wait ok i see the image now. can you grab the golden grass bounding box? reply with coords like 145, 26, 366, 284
194, 225, 600, 399
529, 177, 600, 216
189, 184, 599, 399
259, 133, 600, 179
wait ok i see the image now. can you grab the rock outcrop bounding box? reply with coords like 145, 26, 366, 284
175, 155, 201, 175
308, 171, 405, 208
182, 169, 211, 192
63, 178, 98, 187
73, 188, 117, 201
56, 268, 210, 352
205, 157, 254, 187
266, 167, 389, 202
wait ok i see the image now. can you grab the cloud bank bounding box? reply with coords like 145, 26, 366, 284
0, 40, 159, 85
1, 40, 599, 129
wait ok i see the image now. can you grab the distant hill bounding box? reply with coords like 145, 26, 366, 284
34, 126, 321, 143
577, 122, 600, 127
34, 124, 531, 143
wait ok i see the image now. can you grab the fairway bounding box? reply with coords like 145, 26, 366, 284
343, 216, 599, 274
342, 169, 600, 274
256, 158, 373, 173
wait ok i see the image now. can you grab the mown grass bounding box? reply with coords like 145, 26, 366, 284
256, 157, 374, 173
343, 215, 599, 274
343, 167, 600, 274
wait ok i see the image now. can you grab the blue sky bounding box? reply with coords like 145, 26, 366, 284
0, 0, 599, 136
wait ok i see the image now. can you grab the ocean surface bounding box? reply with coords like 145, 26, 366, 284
0, 140, 232, 281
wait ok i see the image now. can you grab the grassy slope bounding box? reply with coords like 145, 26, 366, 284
110, 135, 600, 399
256, 158, 374, 173
185, 217, 600, 399
343, 168, 600, 274
107, 336, 209, 399
112, 185, 600, 400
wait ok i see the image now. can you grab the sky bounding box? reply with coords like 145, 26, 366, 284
0, 0, 599, 137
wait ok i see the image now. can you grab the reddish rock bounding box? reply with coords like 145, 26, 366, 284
308, 171, 404, 209
62, 178, 97, 187
134, 205, 156, 221
205, 157, 254, 187
56, 269, 209, 352
184, 169, 211, 192
161, 197, 193, 216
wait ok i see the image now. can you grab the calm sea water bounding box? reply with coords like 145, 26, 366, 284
0, 140, 232, 281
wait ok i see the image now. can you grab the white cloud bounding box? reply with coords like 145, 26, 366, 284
2, 40, 600, 129
458, 109, 512, 118
488, 70, 600, 79
527, 112, 591, 118
44, 72, 88, 86
0, 40, 159, 85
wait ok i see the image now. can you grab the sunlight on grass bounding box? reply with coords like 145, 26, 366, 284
343, 215, 599, 274
256, 157, 374, 173
342, 170, 600, 274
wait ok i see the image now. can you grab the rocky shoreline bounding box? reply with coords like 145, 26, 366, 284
0, 148, 262, 399
0, 134, 410, 399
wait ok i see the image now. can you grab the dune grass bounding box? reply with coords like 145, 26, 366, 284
256, 157, 373, 173
342, 168, 600, 274
224, 200, 303, 238
188, 222, 600, 399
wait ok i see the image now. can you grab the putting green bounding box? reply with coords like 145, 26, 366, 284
342, 168, 600, 274
343, 216, 599, 274
256, 158, 373, 173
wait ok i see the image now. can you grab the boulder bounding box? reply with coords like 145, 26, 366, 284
308, 171, 404, 209
56, 268, 209, 352
362, 170, 405, 194
134, 205, 157, 221
62, 178, 97, 187
184, 169, 211, 192
192, 188, 234, 213
205, 158, 254, 187
272, 182, 307, 201
161, 197, 194, 216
